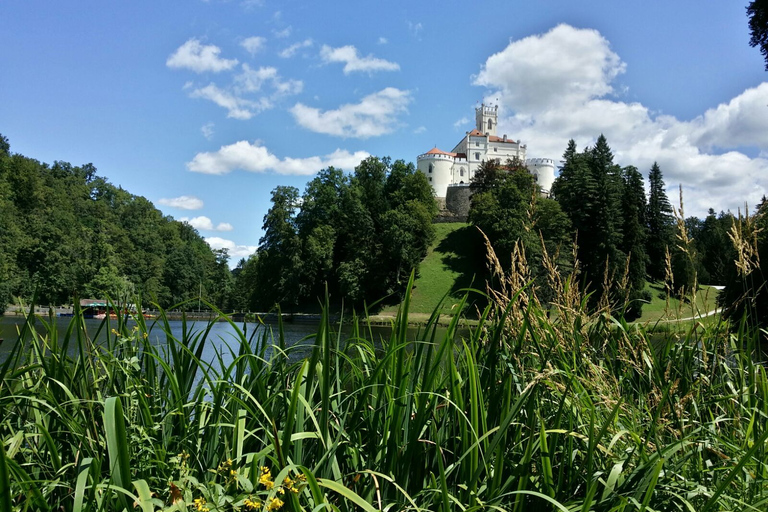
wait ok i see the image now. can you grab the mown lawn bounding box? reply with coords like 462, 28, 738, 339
636, 280, 721, 323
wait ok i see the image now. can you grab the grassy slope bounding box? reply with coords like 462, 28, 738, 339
382, 223, 722, 324
382, 223, 486, 315
637, 281, 720, 323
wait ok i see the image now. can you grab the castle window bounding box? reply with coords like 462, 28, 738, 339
429, 177, 432, 182
475, 141, 479, 147
460, 169, 464, 177
494, 147, 497, 152
488, 119, 493, 130
475, 152, 480, 160
428, 164, 433, 173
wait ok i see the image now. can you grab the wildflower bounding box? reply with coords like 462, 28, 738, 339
267, 497, 284, 511
143, 332, 149, 339
193, 497, 209, 511
243, 497, 261, 510
111, 328, 120, 336
283, 475, 301, 494
259, 466, 274, 490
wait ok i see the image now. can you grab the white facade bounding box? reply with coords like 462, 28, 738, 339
417, 104, 556, 198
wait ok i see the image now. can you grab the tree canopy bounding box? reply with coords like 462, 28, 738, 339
748, 0, 768, 70
0, 134, 231, 311
241, 157, 437, 311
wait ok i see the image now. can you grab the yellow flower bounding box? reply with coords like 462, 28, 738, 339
111, 328, 120, 336
243, 497, 261, 510
143, 332, 149, 339
259, 467, 274, 490
267, 497, 284, 511
193, 497, 208, 511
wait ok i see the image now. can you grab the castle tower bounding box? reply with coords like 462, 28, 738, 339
475, 103, 498, 137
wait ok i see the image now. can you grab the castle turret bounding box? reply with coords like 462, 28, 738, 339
475, 103, 498, 137
525, 158, 556, 196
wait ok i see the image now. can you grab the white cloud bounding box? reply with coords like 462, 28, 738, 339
274, 26, 292, 39
320, 45, 399, 74
234, 64, 303, 96
378, 37, 388, 45
473, 24, 768, 216
190, 83, 270, 119
453, 117, 469, 129
205, 237, 257, 260
290, 87, 411, 138
407, 21, 423, 39
187, 140, 370, 175
201, 122, 214, 140
167, 38, 238, 73
278, 38, 312, 58
188, 64, 301, 119
241, 36, 266, 56
158, 195, 204, 210
413, 126, 426, 134
180, 216, 234, 231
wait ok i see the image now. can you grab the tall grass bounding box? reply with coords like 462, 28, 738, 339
1, 258, 768, 510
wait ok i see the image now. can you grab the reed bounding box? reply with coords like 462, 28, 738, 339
1, 265, 767, 510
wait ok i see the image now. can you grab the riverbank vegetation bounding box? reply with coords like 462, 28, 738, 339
3, 230, 768, 510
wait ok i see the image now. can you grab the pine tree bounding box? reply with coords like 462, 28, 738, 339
646, 162, 674, 281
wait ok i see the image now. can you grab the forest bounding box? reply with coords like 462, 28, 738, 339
0, 134, 231, 312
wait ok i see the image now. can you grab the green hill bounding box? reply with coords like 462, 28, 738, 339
382, 222, 486, 315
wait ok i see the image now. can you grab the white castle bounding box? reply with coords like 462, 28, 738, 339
417, 104, 556, 199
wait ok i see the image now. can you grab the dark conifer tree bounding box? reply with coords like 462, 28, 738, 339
646, 162, 674, 281
620, 165, 649, 318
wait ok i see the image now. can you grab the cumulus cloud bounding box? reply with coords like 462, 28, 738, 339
320, 45, 399, 74
241, 36, 266, 55
279, 38, 312, 58
413, 126, 427, 134
167, 38, 238, 73
158, 195, 204, 210
205, 237, 257, 260
290, 87, 411, 138
187, 141, 370, 175
180, 216, 234, 231
473, 23, 768, 216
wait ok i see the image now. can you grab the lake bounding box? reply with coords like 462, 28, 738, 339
0, 314, 436, 366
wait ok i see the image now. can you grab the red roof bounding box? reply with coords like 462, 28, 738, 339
467, 129, 518, 143
424, 147, 456, 156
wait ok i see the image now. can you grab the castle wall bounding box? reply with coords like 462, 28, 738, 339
445, 184, 472, 219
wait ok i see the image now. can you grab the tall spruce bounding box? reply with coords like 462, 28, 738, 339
551, 135, 625, 306
646, 162, 674, 281
621, 165, 649, 318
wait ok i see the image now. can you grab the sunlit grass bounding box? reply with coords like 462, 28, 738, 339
2, 267, 767, 512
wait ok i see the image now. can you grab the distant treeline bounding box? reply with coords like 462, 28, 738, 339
0, 134, 231, 312
232, 157, 437, 311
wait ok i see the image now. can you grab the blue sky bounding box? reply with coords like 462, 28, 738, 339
2, 1, 767, 262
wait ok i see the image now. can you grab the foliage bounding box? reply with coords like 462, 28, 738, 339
0, 134, 229, 310
551, 136, 635, 309
247, 157, 437, 310
468, 157, 572, 304
646, 162, 674, 281
748, 0, 768, 70
2, 257, 768, 510
720, 199, 768, 328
